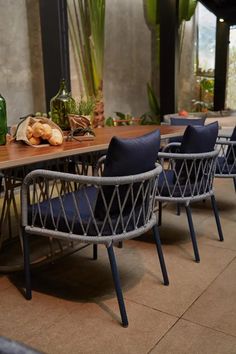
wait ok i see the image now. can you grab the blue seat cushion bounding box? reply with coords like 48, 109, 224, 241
29, 186, 146, 236
157, 170, 209, 197
95, 129, 161, 219
216, 156, 236, 175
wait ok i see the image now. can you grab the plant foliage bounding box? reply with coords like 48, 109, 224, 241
68, 0, 105, 98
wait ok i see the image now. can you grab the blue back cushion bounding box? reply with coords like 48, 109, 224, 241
180, 121, 218, 153
176, 122, 219, 182
169, 117, 206, 144
170, 117, 206, 126
95, 129, 161, 218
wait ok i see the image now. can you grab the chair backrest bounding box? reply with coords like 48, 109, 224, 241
157, 150, 218, 200
170, 117, 206, 126
94, 129, 161, 218
215, 126, 236, 176
156, 122, 219, 200
176, 122, 218, 182
226, 125, 236, 164
21, 165, 162, 244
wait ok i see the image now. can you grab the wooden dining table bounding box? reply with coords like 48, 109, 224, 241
0, 124, 184, 169
0, 124, 185, 272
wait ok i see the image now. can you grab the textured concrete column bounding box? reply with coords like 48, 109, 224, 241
0, 0, 45, 125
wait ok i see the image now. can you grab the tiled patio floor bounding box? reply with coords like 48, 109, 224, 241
0, 177, 235, 353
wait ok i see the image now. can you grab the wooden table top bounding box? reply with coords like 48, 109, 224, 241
0, 125, 184, 170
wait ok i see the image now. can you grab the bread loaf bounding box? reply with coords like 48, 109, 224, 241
29, 136, 41, 145
48, 129, 63, 146
31, 122, 45, 138
41, 124, 52, 140
26, 125, 33, 139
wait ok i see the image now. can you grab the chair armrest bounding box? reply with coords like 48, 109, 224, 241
94, 155, 106, 176
161, 142, 181, 153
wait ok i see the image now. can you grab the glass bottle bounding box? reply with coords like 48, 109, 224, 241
0, 94, 7, 145
50, 79, 76, 131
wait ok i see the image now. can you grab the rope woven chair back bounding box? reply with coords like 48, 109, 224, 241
21, 165, 161, 244
215, 126, 236, 178
156, 150, 218, 201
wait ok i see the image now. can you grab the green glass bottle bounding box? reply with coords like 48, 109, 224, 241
0, 94, 8, 145
50, 79, 76, 131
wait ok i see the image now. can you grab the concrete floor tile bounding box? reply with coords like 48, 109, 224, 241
0, 275, 13, 291
0, 285, 87, 343
183, 258, 236, 337
26, 299, 177, 354
124, 240, 235, 317
150, 319, 236, 354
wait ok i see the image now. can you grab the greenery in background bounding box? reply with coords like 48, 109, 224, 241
192, 77, 214, 111
179, 0, 198, 69
227, 44, 236, 109
144, 0, 197, 117
68, 0, 105, 99
105, 112, 133, 127
143, 0, 160, 102
140, 83, 160, 125
75, 96, 95, 116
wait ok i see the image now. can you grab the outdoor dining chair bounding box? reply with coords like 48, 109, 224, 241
21, 130, 169, 327
156, 122, 224, 263
215, 126, 236, 191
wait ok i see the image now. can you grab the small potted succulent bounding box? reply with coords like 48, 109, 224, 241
67, 96, 96, 138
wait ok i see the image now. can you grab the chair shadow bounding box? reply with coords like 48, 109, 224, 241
9, 245, 145, 304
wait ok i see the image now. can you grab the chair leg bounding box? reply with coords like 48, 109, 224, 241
117, 241, 123, 248
176, 203, 181, 216
210, 195, 224, 242
158, 201, 162, 226
234, 177, 236, 193
22, 229, 32, 300
107, 244, 128, 327
152, 225, 169, 285
185, 205, 200, 263
93, 244, 98, 260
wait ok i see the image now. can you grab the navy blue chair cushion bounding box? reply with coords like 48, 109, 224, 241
175, 122, 218, 183
216, 156, 236, 175
103, 129, 161, 176
170, 117, 206, 126
169, 116, 206, 144
180, 121, 218, 154
95, 129, 161, 218
226, 126, 236, 164
30, 186, 148, 236
157, 170, 209, 197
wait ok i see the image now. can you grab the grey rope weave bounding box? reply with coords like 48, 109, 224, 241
21, 164, 162, 246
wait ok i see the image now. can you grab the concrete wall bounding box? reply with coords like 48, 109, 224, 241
70, 0, 151, 119
0, 0, 45, 126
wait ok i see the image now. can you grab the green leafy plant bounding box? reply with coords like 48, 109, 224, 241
75, 96, 95, 116
68, 0, 105, 98
141, 83, 161, 125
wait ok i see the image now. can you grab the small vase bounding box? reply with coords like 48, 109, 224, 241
50, 79, 76, 131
